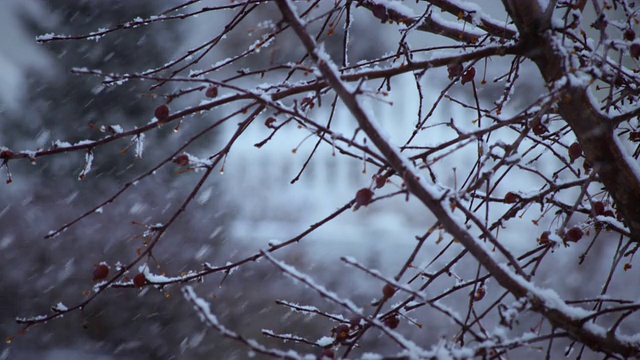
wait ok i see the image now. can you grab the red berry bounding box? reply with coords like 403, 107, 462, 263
264, 117, 276, 128
532, 123, 548, 135
592, 201, 605, 216
301, 97, 315, 109
538, 231, 551, 244
334, 324, 350, 341
374, 175, 386, 189
603, 210, 615, 218
461, 67, 476, 84
92, 264, 109, 281
565, 227, 583, 242
383, 315, 400, 329
624, 29, 636, 41
154, 104, 170, 122
133, 273, 147, 287
504, 192, 519, 204
473, 287, 486, 301
382, 283, 396, 299
568, 142, 582, 163
372, 4, 389, 22
205, 86, 219, 98
590, 15, 606, 30
354, 188, 374, 209
173, 154, 189, 166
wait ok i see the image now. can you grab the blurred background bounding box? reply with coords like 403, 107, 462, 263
0, 1, 636, 359
0, 1, 429, 358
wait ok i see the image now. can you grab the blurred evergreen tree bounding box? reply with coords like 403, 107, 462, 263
0, 2, 227, 358
0, 2, 349, 359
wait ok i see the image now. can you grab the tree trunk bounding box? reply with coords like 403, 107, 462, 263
504, 0, 640, 242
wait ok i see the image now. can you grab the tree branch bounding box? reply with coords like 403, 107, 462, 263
502, 0, 640, 243
276, 0, 640, 357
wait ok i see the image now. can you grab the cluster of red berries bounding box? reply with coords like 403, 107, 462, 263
92, 263, 147, 287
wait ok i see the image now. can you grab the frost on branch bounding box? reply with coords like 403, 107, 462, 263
5, 0, 640, 358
